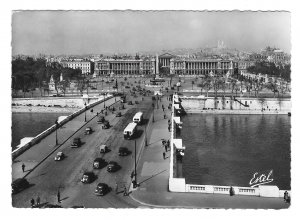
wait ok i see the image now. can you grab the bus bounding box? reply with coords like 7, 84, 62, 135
133, 112, 143, 124
123, 122, 137, 139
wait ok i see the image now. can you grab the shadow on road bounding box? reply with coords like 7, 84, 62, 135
138, 169, 167, 185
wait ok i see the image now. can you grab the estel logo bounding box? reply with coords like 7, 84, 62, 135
249, 170, 274, 187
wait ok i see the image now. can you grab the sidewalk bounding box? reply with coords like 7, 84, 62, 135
130, 96, 290, 209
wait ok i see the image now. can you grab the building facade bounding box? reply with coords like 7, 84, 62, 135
61, 59, 93, 75
94, 58, 156, 75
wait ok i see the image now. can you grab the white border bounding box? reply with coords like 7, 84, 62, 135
1, 0, 299, 219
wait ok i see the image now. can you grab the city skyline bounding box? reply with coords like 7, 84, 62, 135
12, 11, 291, 56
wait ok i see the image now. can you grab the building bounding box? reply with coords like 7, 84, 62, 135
61, 59, 93, 75
94, 58, 156, 75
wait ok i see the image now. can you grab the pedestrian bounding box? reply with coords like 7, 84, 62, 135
115, 183, 118, 194
30, 198, 35, 208
167, 140, 170, 149
123, 186, 127, 196
36, 195, 40, 206
164, 144, 168, 152
164, 114, 166, 119
168, 126, 171, 132
284, 191, 289, 202
57, 190, 61, 203
229, 186, 234, 196
163, 152, 166, 160
22, 163, 25, 173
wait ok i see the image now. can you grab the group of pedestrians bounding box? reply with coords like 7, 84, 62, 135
162, 139, 170, 160
30, 195, 40, 208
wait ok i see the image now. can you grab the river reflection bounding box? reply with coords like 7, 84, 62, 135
181, 114, 291, 190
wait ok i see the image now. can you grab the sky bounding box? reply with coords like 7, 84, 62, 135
12, 11, 291, 55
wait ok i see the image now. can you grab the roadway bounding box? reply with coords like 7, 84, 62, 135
12, 94, 154, 208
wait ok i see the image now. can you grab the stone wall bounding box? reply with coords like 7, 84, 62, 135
181, 97, 291, 114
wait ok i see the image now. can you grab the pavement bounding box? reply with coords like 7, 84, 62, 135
129, 95, 290, 209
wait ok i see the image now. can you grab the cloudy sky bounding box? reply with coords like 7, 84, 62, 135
12, 11, 291, 55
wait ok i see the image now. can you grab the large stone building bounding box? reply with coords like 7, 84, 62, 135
61, 59, 93, 75
93, 53, 238, 76
94, 58, 156, 75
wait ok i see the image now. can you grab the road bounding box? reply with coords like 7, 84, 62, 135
12, 94, 154, 208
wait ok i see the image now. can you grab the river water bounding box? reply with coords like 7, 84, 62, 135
181, 114, 291, 190
11, 112, 72, 150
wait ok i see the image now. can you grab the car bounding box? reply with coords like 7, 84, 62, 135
107, 161, 119, 172
125, 86, 130, 89
97, 116, 105, 124
93, 158, 106, 169
12, 178, 30, 194
84, 127, 93, 135
54, 152, 65, 161
127, 101, 133, 105
81, 172, 96, 184
99, 144, 108, 153
102, 121, 110, 129
119, 105, 125, 110
118, 147, 130, 156
116, 112, 122, 117
94, 183, 110, 196
135, 101, 139, 104
71, 138, 81, 148
112, 86, 117, 89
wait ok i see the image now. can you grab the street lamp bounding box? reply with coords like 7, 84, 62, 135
55, 119, 59, 145
84, 103, 87, 122
133, 140, 138, 188
144, 123, 148, 146
152, 103, 155, 122
156, 94, 159, 109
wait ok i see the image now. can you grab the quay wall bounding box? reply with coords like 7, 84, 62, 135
168, 94, 290, 197
12, 95, 113, 160
12, 96, 101, 108
181, 96, 291, 114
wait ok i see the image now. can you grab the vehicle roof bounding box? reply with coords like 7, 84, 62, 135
94, 158, 104, 162
97, 183, 108, 187
86, 127, 92, 130
99, 144, 107, 148
83, 172, 94, 175
124, 122, 137, 132
133, 112, 143, 118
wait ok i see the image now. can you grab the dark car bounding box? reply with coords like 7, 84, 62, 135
118, 147, 130, 156
12, 178, 30, 194
81, 172, 96, 184
95, 183, 110, 196
54, 152, 65, 161
71, 138, 81, 148
102, 121, 110, 129
125, 86, 130, 89
135, 101, 139, 104
127, 101, 133, 105
116, 112, 122, 117
107, 161, 119, 172
93, 158, 106, 169
97, 116, 105, 124
84, 127, 93, 135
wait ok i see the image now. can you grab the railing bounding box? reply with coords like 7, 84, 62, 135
12, 95, 114, 160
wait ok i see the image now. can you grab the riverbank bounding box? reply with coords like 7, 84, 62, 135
12, 105, 79, 113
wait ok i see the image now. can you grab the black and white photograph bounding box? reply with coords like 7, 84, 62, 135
4, 1, 298, 214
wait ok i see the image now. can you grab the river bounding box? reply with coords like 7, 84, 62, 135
11, 112, 72, 150
181, 114, 291, 190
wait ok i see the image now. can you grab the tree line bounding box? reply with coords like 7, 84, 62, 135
12, 57, 83, 97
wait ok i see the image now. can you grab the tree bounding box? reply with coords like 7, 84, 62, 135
204, 77, 212, 97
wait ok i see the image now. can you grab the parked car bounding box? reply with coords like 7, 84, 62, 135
118, 147, 130, 156
102, 121, 110, 129
81, 172, 96, 184
127, 101, 133, 105
97, 116, 105, 124
94, 183, 110, 196
12, 178, 30, 194
107, 161, 119, 172
84, 127, 93, 135
54, 152, 65, 161
99, 144, 108, 153
93, 158, 106, 169
125, 86, 130, 89
116, 112, 122, 117
71, 138, 81, 148
135, 101, 139, 104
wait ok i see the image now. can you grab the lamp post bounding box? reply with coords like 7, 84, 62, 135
144, 123, 148, 146
156, 94, 159, 109
133, 139, 138, 188
152, 103, 155, 122
55, 119, 59, 145
84, 103, 87, 122
104, 93, 106, 109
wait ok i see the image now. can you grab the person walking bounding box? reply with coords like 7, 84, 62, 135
123, 186, 127, 196
36, 195, 40, 206
57, 190, 61, 203
30, 198, 35, 208
164, 144, 168, 152
163, 152, 166, 160
22, 163, 25, 172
